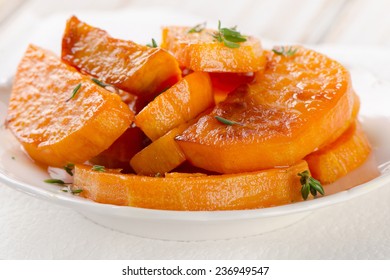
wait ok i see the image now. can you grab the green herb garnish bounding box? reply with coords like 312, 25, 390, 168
214, 115, 243, 126
188, 22, 206, 33
61, 187, 83, 194
146, 38, 158, 48
212, 20, 247, 48
91, 78, 110, 88
64, 163, 75, 176
92, 165, 105, 172
298, 170, 325, 200
272, 46, 298, 57
44, 179, 66, 185
71, 189, 83, 194
66, 83, 82, 102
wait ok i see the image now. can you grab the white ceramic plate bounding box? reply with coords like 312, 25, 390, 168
1, 9, 390, 241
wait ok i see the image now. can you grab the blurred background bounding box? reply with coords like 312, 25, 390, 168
0, 0, 389, 46
1, 0, 389, 85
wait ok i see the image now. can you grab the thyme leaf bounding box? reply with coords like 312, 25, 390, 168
64, 163, 75, 176
272, 46, 298, 57
61, 186, 83, 194
92, 165, 105, 172
188, 22, 207, 33
298, 170, 325, 200
146, 38, 158, 48
66, 83, 82, 102
212, 20, 247, 48
44, 179, 66, 185
91, 78, 110, 88
215, 116, 243, 126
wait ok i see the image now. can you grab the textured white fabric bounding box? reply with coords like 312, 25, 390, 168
1, 182, 390, 259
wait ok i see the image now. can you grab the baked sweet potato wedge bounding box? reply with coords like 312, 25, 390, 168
176, 47, 355, 173
62, 16, 181, 100
305, 121, 371, 184
130, 124, 188, 175
75, 160, 309, 210
90, 126, 146, 171
161, 25, 266, 72
7, 45, 133, 167
135, 72, 213, 141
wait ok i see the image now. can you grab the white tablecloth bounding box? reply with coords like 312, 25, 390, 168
2, 181, 390, 259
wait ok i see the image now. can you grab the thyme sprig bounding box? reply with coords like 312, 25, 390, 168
214, 115, 243, 126
298, 170, 325, 200
44, 179, 67, 185
64, 163, 75, 176
146, 38, 158, 48
272, 46, 298, 57
44, 179, 82, 195
92, 165, 105, 172
66, 83, 82, 102
212, 20, 247, 48
188, 22, 207, 33
91, 78, 110, 88
61, 186, 83, 194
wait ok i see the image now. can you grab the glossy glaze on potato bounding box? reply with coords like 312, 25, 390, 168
305, 121, 371, 184
130, 124, 188, 176
135, 72, 213, 141
161, 26, 267, 72
75, 160, 308, 210
176, 47, 355, 173
62, 16, 181, 100
7, 45, 133, 167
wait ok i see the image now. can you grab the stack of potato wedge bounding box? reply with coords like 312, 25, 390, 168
6, 17, 372, 210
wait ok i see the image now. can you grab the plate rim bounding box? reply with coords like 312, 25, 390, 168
1, 165, 389, 221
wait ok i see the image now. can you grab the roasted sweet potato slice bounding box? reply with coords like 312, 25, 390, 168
176, 47, 355, 173
305, 121, 371, 184
74, 160, 309, 210
62, 16, 181, 100
90, 89, 148, 171
130, 124, 188, 176
135, 72, 213, 141
6, 45, 133, 167
90, 126, 146, 171
161, 26, 266, 72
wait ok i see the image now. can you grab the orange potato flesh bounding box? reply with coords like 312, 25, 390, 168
90, 90, 148, 171
176, 47, 355, 173
305, 121, 371, 184
319, 91, 360, 148
6, 45, 133, 167
90, 126, 146, 172
62, 16, 181, 100
135, 72, 213, 141
130, 124, 188, 176
74, 160, 308, 210
210, 72, 255, 103
161, 26, 267, 72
